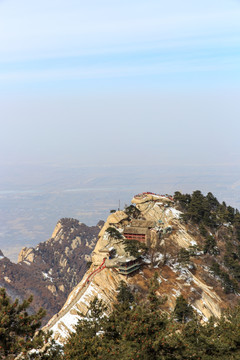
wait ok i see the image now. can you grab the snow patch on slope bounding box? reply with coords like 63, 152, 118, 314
165, 207, 182, 219
42, 272, 53, 282
50, 282, 100, 342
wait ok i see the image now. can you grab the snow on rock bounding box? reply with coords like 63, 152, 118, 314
51, 307, 81, 343
45, 265, 121, 344
171, 224, 198, 248
42, 272, 53, 282
166, 257, 223, 319
190, 240, 197, 246
171, 288, 181, 298
51, 282, 102, 342
155, 253, 164, 262
175, 268, 193, 284
191, 305, 208, 322
165, 207, 182, 219
142, 256, 151, 264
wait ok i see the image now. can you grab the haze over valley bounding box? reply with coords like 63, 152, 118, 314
1, 163, 240, 261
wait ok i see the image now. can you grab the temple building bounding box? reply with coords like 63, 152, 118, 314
116, 256, 141, 275
123, 219, 156, 244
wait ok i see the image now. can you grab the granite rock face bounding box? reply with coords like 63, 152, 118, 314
0, 218, 102, 324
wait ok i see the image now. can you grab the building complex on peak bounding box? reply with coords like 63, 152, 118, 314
45, 191, 240, 345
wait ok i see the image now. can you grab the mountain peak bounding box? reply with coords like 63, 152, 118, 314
45, 191, 237, 344
1, 218, 100, 324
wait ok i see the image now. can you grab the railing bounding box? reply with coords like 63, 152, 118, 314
83, 257, 106, 286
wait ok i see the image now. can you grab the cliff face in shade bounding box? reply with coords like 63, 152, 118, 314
45, 193, 240, 344
0, 218, 103, 324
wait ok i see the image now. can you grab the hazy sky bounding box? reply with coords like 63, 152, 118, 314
1, 0, 240, 167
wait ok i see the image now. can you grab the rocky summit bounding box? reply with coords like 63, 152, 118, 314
45, 192, 240, 344
0, 218, 102, 324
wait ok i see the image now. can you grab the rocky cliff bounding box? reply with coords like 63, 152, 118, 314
0, 218, 102, 323
45, 192, 240, 344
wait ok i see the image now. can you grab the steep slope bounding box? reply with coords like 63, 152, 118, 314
46, 192, 240, 344
0, 218, 102, 323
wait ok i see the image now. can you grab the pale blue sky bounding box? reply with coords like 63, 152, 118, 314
0, 0, 240, 167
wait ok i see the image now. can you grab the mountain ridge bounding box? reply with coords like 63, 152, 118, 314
45, 191, 240, 343
0, 218, 102, 324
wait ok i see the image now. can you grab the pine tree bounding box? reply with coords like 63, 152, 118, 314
106, 227, 122, 239
64, 297, 107, 360
123, 238, 148, 257
124, 205, 141, 219
0, 288, 59, 360
203, 235, 219, 255
186, 190, 205, 223
116, 281, 134, 304
147, 272, 166, 311
64, 276, 182, 360
178, 248, 190, 265
233, 212, 240, 241
174, 295, 194, 323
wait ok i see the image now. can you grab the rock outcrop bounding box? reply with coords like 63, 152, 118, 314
0, 219, 102, 324
18, 247, 35, 263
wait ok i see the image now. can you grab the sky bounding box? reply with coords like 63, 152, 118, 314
1, 0, 240, 167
